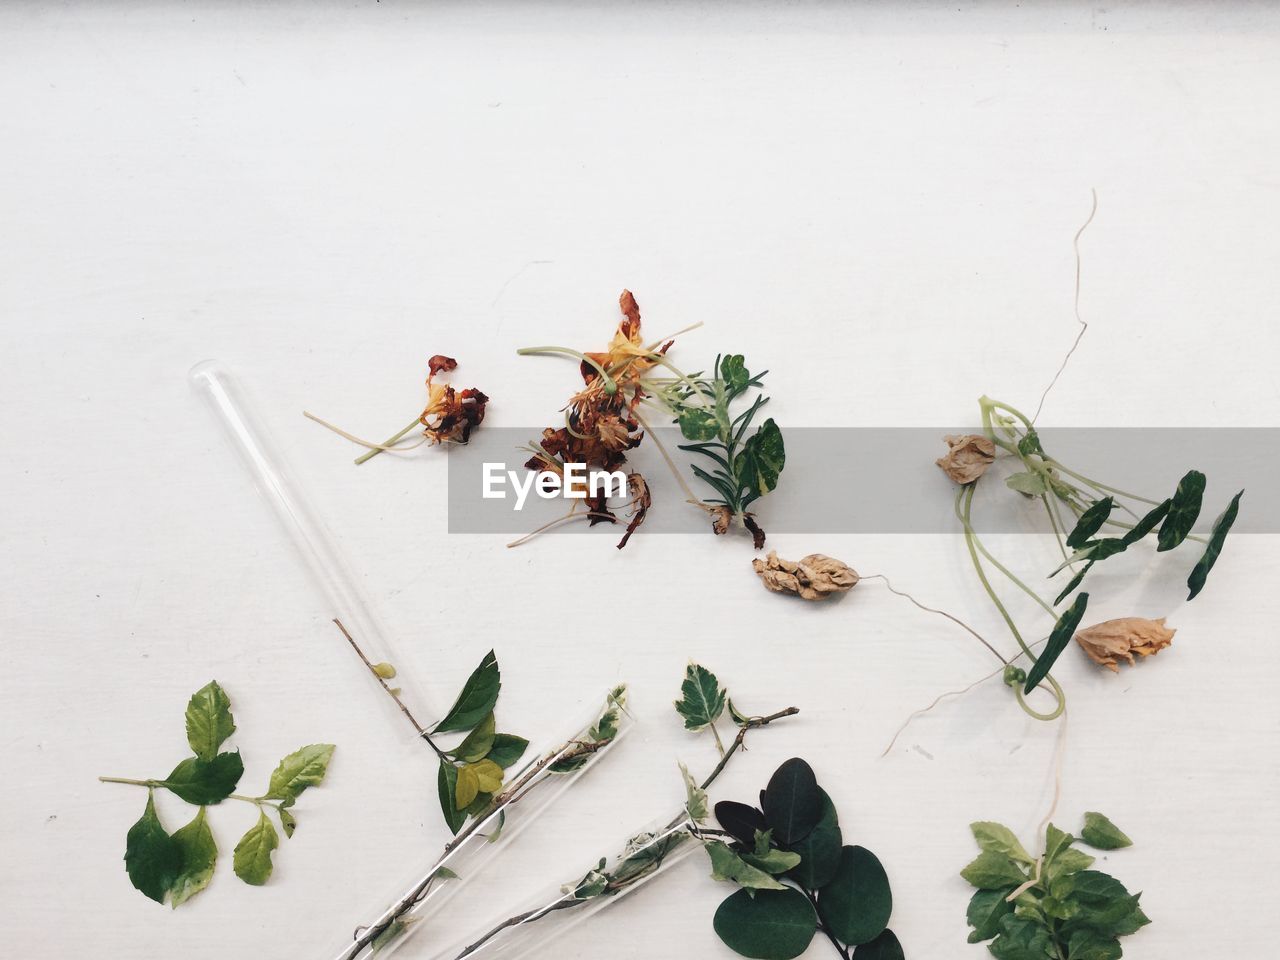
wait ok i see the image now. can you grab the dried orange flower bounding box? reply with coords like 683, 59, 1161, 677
1075, 617, 1176, 672
419, 356, 488, 445
752, 551, 859, 601
936, 434, 996, 485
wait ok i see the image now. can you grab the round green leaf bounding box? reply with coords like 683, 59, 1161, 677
712, 887, 817, 960
817, 846, 893, 946
852, 929, 904, 960
784, 789, 842, 890
761, 758, 822, 845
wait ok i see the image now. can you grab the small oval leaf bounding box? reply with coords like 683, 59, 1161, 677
818, 846, 893, 946
761, 758, 823, 846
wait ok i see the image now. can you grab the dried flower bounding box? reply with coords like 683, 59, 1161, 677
1074, 617, 1175, 672
936, 434, 996, 485
752, 550, 859, 601
710, 506, 732, 536
420, 359, 488, 445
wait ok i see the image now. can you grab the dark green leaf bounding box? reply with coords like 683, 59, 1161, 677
966, 887, 1016, 943
989, 915, 1055, 960
1080, 812, 1132, 850
715, 801, 768, 848
169, 808, 217, 908
761, 758, 822, 846
817, 845, 893, 946
433, 650, 500, 734
1121, 498, 1170, 545
1088, 538, 1128, 562
1067, 498, 1114, 549
1066, 930, 1123, 960
265, 744, 335, 800
1187, 489, 1243, 600
1054, 561, 1093, 605
185, 681, 235, 763
721, 354, 750, 392
713, 887, 817, 960
437, 759, 466, 834
852, 929, 904, 960
451, 713, 497, 763
232, 810, 279, 886
124, 792, 182, 904
960, 850, 1028, 890
1024, 592, 1089, 694
678, 407, 720, 442
784, 789, 842, 890
1017, 431, 1044, 457
163, 751, 244, 805
1044, 824, 1075, 864
1157, 469, 1205, 551
486, 733, 530, 769
674, 663, 726, 731
740, 418, 785, 501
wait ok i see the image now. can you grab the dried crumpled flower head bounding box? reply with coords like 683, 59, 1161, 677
752, 550, 859, 601
1075, 617, 1176, 672
936, 434, 996, 485
420, 355, 488, 445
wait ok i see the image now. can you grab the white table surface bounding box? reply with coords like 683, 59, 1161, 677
2, 3, 1278, 958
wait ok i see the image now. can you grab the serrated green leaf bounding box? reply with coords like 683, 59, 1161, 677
1044, 824, 1075, 863
1066, 498, 1113, 549
1187, 489, 1243, 600
163, 751, 244, 805
124, 792, 182, 904
232, 810, 278, 886
433, 650, 501, 734
706, 840, 787, 890
737, 418, 784, 506
169, 808, 217, 908
1066, 930, 1122, 960
1006, 471, 1047, 496
989, 914, 1055, 960
1044, 847, 1095, 882
713, 887, 817, 960
437, 759, 465, 834
961, 850, 1028, 890
761, 758, 822, 846
674, 663, 726, 731
680, 762, 708, 822
817, 845, 893, 946
784, 789, 842, 889
966, 886, 1016, 943
971, 822, 1034, 864
1024, 592, 1089, 694
451, 713, 496, 763
265, 744, 335, 800
1080, 812, 1132, 850
678, 407, 720, 442
486, 733, 530, 769
185, 681, 235, 763
851, 929, 904, 960
1157, 469, 1206, 551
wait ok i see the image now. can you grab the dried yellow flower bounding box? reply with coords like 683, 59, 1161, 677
936, 434, 996, 485
752, 550, 859, 601
1075, 617, 1176, 672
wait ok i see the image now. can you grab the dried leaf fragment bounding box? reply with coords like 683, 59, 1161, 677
752, 550, 859, 601
1074, 617, 1175, 672
936, 434, 996, 485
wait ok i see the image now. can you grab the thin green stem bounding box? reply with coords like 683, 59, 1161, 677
1041, 458, 1161, 507
517, 346, 617, 394
961, 491, 1056, 617
354, 416, 422, 466
98, 777, 284, 808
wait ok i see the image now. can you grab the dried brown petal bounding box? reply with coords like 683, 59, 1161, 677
936, 434, 996, 485
428, 355, 458, 379
616, 472, 651, 549
710, 505, 732, 536
1075, 617, 1176, 673
751, 550, 859, 601
742, 514, 766, 550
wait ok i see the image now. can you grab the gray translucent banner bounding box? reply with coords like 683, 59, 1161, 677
446, 428, 1274, 535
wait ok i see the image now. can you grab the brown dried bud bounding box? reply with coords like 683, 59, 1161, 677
1075, 617, 1176, 672
710, 505, 732, 536
752, 550, 859, 601
427, 355, 458, 379
936, 434, 996, 485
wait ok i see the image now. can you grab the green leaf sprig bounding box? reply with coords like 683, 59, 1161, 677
651, 353, 786, 547
941, 396, 1244, 722
961, 813, 1147, 959
449, 664, 799, 960
703, 758, 902, 960
100, 681, 334, 905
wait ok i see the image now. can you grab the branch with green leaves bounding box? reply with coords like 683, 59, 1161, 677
961, 813, 1147, 960
449, 664, 798, 960
99, 681, 334, 906
938, 397, 1244, 721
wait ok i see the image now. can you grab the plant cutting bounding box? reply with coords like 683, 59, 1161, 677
517, 290, 785, 548
99, 681, 335, 905
961, 813, 1148, 959
702, 757, 903, 960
